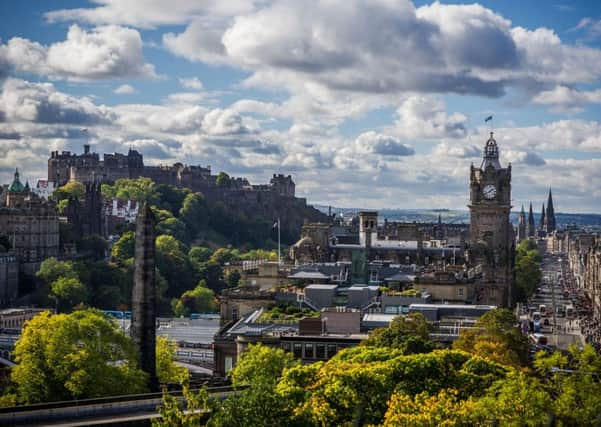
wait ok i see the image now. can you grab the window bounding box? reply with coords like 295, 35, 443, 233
304, 343, 315, 359
458, 288, 464, 296
326, 344, 337, 359
293, 343, 303, 358
316, 343, 325, 359
225, 356, 233, 373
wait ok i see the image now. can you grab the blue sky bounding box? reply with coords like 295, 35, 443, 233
1, 1, 601, 212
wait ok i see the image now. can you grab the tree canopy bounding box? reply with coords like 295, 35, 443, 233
453, 308, 529, 367
11, 310, 147, 404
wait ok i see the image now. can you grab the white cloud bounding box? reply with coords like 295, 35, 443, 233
0, 25, 156, 80
502, 150, 546, 166
164, 20, 232, 65
353, 131, 414, 157
393, 96, 467, 139
532, 85, 601, 113
45, 0, 257, 28
114, 84, 136, 94
432, 142, 480, 158
0, 78, 110, 124
178, 77, 203, 90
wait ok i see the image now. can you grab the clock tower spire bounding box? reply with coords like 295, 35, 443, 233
468, 131, 514, 308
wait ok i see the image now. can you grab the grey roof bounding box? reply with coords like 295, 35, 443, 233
305, 284, 338, 290
288, 271, 330, 279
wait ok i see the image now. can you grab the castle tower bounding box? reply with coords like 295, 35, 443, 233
517, 205, 526, 242
545, 189, 556, 234
131, 204, 158, 392
527, 202, 535, 238
468, 132, 513, 307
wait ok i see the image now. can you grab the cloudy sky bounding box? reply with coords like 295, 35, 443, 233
1, 1, 601, 213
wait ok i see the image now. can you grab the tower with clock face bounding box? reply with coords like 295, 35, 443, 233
468, 132, 514, 308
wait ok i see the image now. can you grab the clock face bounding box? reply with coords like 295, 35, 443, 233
482, 184, 497, 200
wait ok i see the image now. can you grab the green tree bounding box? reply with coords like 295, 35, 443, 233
189, 246, 213, 264
231, 344, 298, 388
52, 181, 85, 202
363, 312, 435, 354
36, 257, 78, 285
226, 270, 241, 288
77, 234, 108, 260
453, 308, 529, 367
210, 248, 241, 265
156, 336, 190, 385
50, 277, 87, 312
534, 344, 601, 425
471, 371, 553, 426
111, 231, 135, 264
179, 193, 209, 237
171, 280, 217, 316
383, 389, 476, 427
154, 386, 210, 427
156, 235, 194, 297
209, 344, 299, 427
101, 177, 157, 202
11, 310, 147, 404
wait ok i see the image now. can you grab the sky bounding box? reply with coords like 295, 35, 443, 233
1, 1, 601, 213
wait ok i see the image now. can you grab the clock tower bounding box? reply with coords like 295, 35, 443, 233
468, 132, 514, 307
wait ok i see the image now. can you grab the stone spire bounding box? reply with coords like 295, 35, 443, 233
131, 203, 158, 392
539, 203, 545, 236
545, 188, 556, 233
527, 202, 535, 237
517, 205, 526, 242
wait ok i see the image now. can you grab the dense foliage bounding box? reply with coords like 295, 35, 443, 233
3, 310, 186, 405
515, 239, 543, 302
9, 310, 147, 403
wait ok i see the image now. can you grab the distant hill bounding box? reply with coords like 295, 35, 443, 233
315, 205, 601, 230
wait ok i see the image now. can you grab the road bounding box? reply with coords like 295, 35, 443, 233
522, 252, 585, 350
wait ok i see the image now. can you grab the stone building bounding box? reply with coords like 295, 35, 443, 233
0, 169, 59, 275
468, 132, 514, 307
64, 182, 103, 240
0, 253, 19, 307
290, 211, 468, 271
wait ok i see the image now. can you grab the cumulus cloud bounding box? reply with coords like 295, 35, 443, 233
45, 0, 257, 28
503, 150, 546, 166
201, 108, 256, 136
164, 21, 231, 65
0, 25, 156, 80
178, 77, 203, 90
114, 84, 136, 94
432, 142, 480, 158
353, 131, 414, 156
532, 85, 601, 113
0, 78, 110, 124
157, 0, 601, 105
393, 96, 467, 139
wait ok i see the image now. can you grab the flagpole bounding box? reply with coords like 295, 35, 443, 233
277, 217, 281, 266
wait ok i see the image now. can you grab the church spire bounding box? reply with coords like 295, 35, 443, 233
527, 202, 535, 237
540, 203, 545, 234
545, 188, 556, 233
